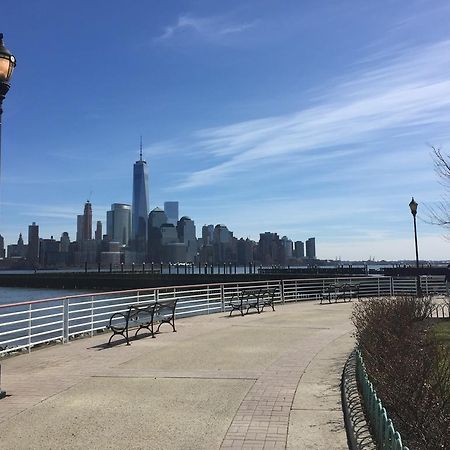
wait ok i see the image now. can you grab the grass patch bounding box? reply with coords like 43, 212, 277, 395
432, 320, 450, 348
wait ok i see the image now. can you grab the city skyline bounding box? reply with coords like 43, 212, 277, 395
2, 2, 450, 260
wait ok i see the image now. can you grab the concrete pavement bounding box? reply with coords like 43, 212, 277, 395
0, 300, 355, 449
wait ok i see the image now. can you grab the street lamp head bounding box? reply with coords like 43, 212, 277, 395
0, 33, 16, 84
409, 197, 418, 217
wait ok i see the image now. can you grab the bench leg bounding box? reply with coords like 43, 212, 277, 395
107, 333, 115, 345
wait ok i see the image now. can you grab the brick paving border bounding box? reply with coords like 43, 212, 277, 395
220, 329, 349, 450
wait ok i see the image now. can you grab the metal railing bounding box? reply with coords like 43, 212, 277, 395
0, 275, 445, 356
356, 350, 409, 450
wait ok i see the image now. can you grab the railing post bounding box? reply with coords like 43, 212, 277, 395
221, 284, 225, 312
0, 364, 6, 399
90, 296, 94, 337
28, 304, 32, 353
280, 280, 285, 304
377, 278, 380, 297
63, 297, 69, 344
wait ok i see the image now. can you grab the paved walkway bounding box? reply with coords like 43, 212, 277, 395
0, 300, 355, 449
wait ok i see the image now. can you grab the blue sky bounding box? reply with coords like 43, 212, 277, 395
2, 0, 450, 260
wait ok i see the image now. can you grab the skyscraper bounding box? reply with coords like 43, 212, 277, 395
305, 237, 316, 259
83, 200, 92, 240
294, 241, 305, 259
164, 201, 179, 226
76, 215, 84, 242
27, 222, 39, 265
132, 139, 149, 251
202, 224, 214, 245
0, 234, 4, 258
177, 216, 197, 261
95, 221, 102, 241
106, 203, 131, 245
147, 207, 168, 262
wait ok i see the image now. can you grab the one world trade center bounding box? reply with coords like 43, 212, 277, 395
132, 138, 149, 253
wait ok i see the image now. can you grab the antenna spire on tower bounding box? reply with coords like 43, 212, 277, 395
140, 135, 143, 161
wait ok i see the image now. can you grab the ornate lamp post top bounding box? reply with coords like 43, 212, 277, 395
0, 33, 16, 84
409, 197, 418, 217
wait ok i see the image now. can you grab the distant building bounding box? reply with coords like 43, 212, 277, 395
132, 140, 149, 252
147, 207, 168, 262
177, 216, 197, 261
74, 239, 97, 265
164, 201, 179, 226
257, 232, 282, 265
106, 203, 131, 245
39, 236, 62, 267
76, 214, 84, 242
148, 207, 168, 229
8, 233, 27, 258
95, 221, 102, 241
27, 222, 39, 265
305, 237, 316, 259
213, 224, 234, 263
202, 224, 214, 246
237, 238, 255, 265
163, 242, 187, 263
160, 223, 178, 246
83, 201, 92, 240
294, 241, 304, 259
0, 234, 5, 258
60, 232, 70, 253
281, 236, 293, 263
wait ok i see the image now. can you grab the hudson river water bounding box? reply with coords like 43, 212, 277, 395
0, 287, 95, 306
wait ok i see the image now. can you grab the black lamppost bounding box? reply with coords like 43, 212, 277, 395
409, 197, 421, 296
0, 33, 16, 185
0, 33, 15, 401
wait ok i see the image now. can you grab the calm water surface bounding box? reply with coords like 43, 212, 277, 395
0, 287, 95, 306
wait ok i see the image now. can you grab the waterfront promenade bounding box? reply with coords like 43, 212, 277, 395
0, 300, 354, 449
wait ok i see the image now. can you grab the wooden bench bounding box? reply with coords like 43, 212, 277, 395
228, 288, 277, 316
320, 283, 360, 304
107, 299, 177, 345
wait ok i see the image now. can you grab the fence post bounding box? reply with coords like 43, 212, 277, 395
221, 284, 225, 312
280, 280, 285, 304
63, 297, 69, 344
90, 296, 94, 337
28, 304, 32, 353
0, 364, 5, 399
377, 278, 380, 297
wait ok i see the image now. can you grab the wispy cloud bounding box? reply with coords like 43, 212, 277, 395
177, 39, 450, 189
155, 13, 256, 43
1, 202, 108, 221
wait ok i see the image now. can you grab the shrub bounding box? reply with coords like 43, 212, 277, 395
352, 296, 450, 450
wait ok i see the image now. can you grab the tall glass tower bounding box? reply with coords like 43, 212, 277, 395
132, 139, 149, 251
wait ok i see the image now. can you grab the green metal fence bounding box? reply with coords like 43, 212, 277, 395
355, 349, 410, 450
